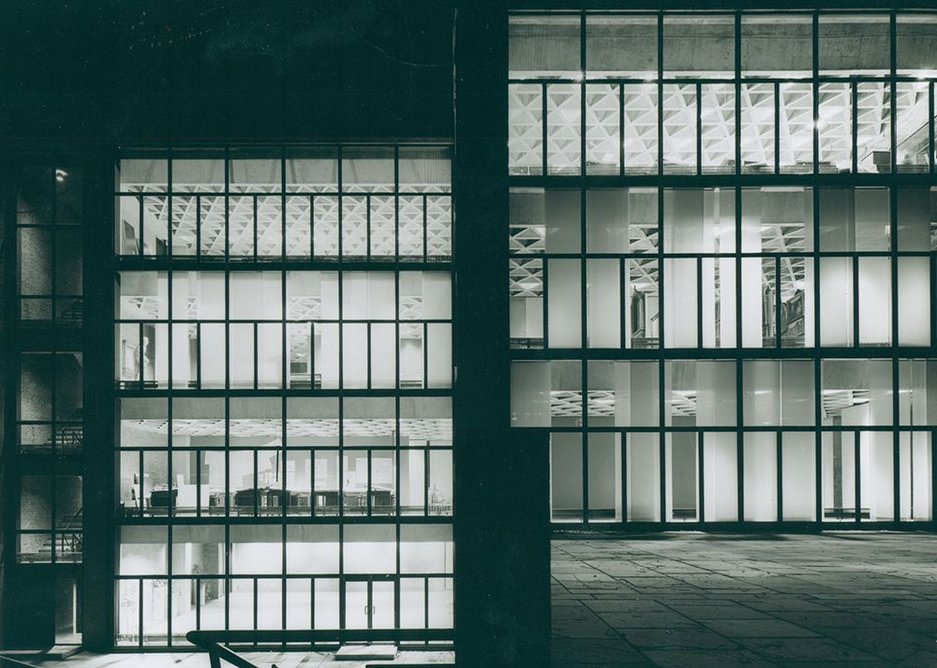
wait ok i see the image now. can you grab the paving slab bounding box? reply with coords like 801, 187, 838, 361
552, 531, 937, 666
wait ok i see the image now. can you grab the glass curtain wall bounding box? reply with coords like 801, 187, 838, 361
113, 146, 453, 646
509, 11, 937, 526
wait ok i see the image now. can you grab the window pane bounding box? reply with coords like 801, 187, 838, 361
586, 15, 656, 78
856, 82, 890, 174
819, 15, 890, 76
341, 147, 394, 193
586, 259, 620, 348
742, 187, 813, 253
547, 259, 581, 348
286, 146, 338, 193
119, 158, 168, 193
547, 84, 582, 175
701, 84, 735, 174
897, 15, 937, 76
666, 433, 698, 522
779, 83, 813, 172
819, 187, 890, 251
782, 432, 816, 521
744, 432, 777, 521
551, 433, 582, 522
509, 84, 544, 176
663, 258, 697, 348
740, 83, 775, 173
587, 361, 659, 428
703, 433, 737, 521
899, 432, 932, 521
742, 15, 812, 77
665, 360, 736, 427
663, 84, 697, 173
511, 361, 582, 428
822, 360, 893, 426
627, 434, 660, 522
623, 84, 659, 174
587, 433, 621, 522
664, 16, 734, 78
509, 16, 580, 78
585, 84, 620, 175
898, 257, 931, 346
743, 360, 815, 426
858, 257, 891, 346
818, 83, 851, 173
819, 257, 853, 346
587, 188, 658, 254
896, 82, 931, 173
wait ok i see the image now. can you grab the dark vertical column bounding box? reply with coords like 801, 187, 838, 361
0, 153, 12, 648
81, 149, 116, 651
453, 4, 550, 666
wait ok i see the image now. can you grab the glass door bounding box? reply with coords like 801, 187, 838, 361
343, 576, 396, 630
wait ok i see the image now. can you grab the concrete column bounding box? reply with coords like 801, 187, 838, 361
454, 4, 550, 664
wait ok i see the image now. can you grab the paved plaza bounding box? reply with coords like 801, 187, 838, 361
552, 531, 937, 667
14, 531, 937, 667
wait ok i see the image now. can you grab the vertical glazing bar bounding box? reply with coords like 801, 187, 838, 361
542, 82, 549, 177
657, 12, 664, 178
138, 195, 145, 260
696, 257, 703, 348
580, 13, 586, 178
736, 360, 744, 522
930, 82, 935, 175
696, 81, 702, 176
581, 433, 589, 524
309, 194, 315, 258
422, 193, 428, 262
735, 12, 742, 178
423, 321, 429, 390
620, 431, 628, 526
932, 429, 937, 528
775, 255, 782, 348
253, 195, 258, 262
812, 13, 820, 175
542, 260, 549, 350
196, 322, 202, 390
619, 257, 626, 349
854, 430, 861, 525
890, 12, 898, 175
619, 83, 625, 177
138, 579, 144, 648
774, 82, 781, 175
698, 431, 705, 524
196, 194, 202, 262
851, 81, 858, 174
852, 256, 859, 349
776, 431, 783, 521
338, 146, 345, 262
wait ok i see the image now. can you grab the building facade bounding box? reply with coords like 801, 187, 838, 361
508, 9, 937, 529
1, 2, 935, 665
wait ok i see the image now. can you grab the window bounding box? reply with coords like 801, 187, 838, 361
114, 146, 453, 646
509, 11, 935, 528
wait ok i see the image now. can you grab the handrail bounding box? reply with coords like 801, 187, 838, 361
59, 507, 82, 532
186, 629, 453, 668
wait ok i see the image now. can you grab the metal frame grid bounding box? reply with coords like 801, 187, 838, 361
508, 9, 937, 531
111, 145, 454, 649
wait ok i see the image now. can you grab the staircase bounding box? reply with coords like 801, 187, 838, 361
25, 412, 83, 455
19, 509, 82, 564
57, 299, 83, 326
